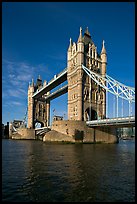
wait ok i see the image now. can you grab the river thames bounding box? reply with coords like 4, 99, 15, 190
2, 139, 135, 202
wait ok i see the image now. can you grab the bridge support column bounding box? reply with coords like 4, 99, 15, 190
46, 101, 50, 127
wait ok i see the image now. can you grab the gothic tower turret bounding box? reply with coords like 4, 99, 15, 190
100, 40, 107, 118
28, 76, 50, 128
101, 40, 107, 77
67, 27, 84, 120
28, 78, 35, 128
67, 38, 73, 69
77, 27, 84, 120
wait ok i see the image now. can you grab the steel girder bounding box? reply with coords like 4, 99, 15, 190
82, 65, 135, 103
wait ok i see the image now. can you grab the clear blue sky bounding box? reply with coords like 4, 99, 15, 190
2, 2, 135, 125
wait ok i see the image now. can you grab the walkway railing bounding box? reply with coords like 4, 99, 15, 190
48, 67, 67, 85
86, 116, 135, 127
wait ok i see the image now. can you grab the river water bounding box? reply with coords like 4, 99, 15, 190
2, 139, 135, 202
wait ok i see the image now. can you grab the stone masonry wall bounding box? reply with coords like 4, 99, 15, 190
11, 128, 35, 139
51, 120, 118, 143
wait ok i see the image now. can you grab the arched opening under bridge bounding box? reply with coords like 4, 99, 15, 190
85, 107, 97, 121
34, 120, 44, 128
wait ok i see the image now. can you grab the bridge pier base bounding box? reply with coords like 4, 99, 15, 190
43, 120, 119, 143
11, 128, 35, 140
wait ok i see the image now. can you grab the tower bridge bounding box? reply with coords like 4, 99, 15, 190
26, 27, 135, 143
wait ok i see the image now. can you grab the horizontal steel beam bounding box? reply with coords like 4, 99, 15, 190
37, 84, 68, 102
32, 68, 67, 99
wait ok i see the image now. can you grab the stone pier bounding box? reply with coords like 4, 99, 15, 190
43, 120, 118, 143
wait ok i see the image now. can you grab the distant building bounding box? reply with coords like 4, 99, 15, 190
2, 123, 5, 138
53, 115, 63, 121
4, 122, 9, 139
117, 127, 135, 139
13, 120, 23, 128
9, 120, 24, 138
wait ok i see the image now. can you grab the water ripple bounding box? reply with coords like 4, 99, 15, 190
2, 139, 135, 202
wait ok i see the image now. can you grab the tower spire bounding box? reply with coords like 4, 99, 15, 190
68, 37, 73, 51
78, 27, 83, 42
31, 78, 34, 86
101, 40, 107, 77
84, 26, 91, 36
101, 40, 106, 54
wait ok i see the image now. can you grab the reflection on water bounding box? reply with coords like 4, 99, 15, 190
2, 139, 135, 202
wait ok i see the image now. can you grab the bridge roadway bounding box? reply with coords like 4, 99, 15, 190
86, 116, 135, 128
35, 117, 135, 135
35, 126, 51, 136
32, 68, 67, 99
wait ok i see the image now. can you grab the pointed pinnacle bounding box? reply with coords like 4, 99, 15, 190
103, 40, 105, 49
85, 26, 91, 36
78, 26, 83, 43
70, 38, 72, 46
101, 40, 106, 54
31, 78, 34, 86
68, 37, 73, 51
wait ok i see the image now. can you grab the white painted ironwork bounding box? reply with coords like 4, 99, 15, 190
106, 86, 108, 118
86, 116, 135, 127
12, 126, 17, 132
122, 92, 123, 117
82, 65, 135, 103
35, 127, 51, 136
113, 96, 115, 118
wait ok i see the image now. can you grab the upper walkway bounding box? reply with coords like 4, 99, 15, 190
38, 84, 68, 102
32, 68, 67, 99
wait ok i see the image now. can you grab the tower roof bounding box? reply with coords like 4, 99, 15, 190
83, 27, 92, 45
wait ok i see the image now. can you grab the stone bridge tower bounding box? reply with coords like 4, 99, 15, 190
28, 76, 50, 128
67, 27, 107, 121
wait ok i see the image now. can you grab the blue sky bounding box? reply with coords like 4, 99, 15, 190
2, 2, 135, 125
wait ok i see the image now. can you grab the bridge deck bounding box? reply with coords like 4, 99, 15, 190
35, 126, 51, 137
86, 117, 135, 127
35, 126, 51, 131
